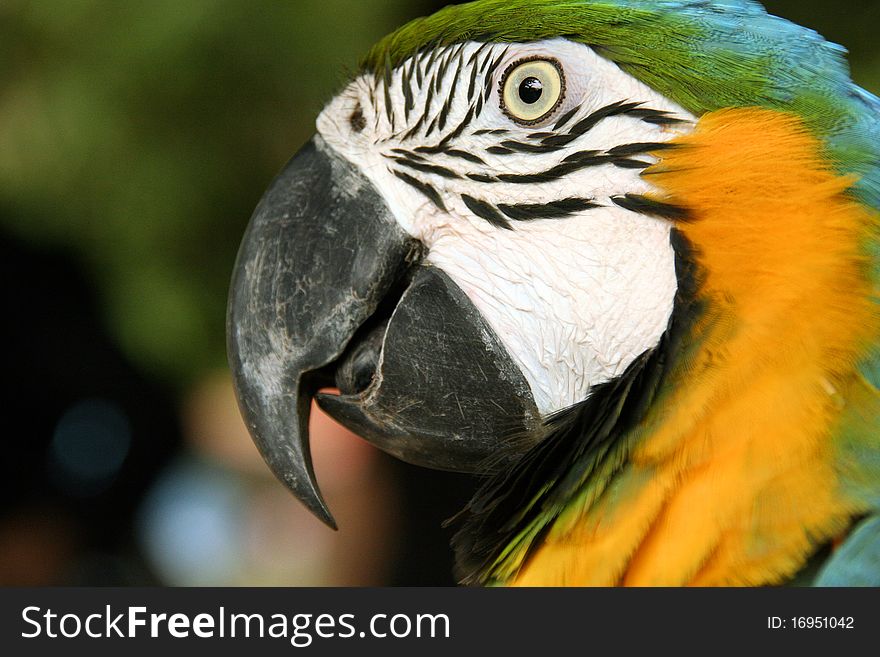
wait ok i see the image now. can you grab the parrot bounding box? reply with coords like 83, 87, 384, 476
227, 0, 880, 586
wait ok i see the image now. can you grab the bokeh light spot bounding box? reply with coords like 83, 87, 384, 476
48, 398, 132, 497
137, 458, 244, 586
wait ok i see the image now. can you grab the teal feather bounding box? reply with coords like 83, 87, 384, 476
814, 515, 880, 586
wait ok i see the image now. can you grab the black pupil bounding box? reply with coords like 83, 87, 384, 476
518, 77, 543, 104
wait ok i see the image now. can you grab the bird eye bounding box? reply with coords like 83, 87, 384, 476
500, 58, 565, 125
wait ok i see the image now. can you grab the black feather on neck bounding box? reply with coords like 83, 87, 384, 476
449, 229, 703, 585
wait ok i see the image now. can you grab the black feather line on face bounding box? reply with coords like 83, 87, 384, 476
494, 153, 611, 183
437, 94, 454, 132
411, 143, 484, 165
422, 82, 436, 122
567, 100, 644, 136
483, 47, 508, 102
442, 149, 486, 165
402, 58, 415, 121
498, 139, 565, 154
448, 229, 704, 585
435, 51, 464, 133
391, 147, 424, 160
401, 113, 428, 140
425, 115, 439, 138
612, 158, 653, 169
439, 105, 476, 147
486, 145, 515, 155
468, 41, 491, 67
399, 122, 420, 143
539, 133, 580, 148
552, 105, 581, 131
467, 60, 480, 101
391, 156, 460, 179
612, 194, 692, 221
473, 93, 485, 119
433, 47, 449, 89
392, 168, 447, 211
435, 48, 453, 93
461, 194, 512, 230
383, 56, 395, 129
626, 108, 688, 126
497, 198, 599, 221
415, 53, 424, 88
425, 42, 441, 71
478, 47, 495, 74
606, 142, 677, 157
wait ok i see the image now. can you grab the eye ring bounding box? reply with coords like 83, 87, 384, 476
499, 57, 566, 126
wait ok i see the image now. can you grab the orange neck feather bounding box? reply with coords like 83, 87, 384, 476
511, 108, 878, 586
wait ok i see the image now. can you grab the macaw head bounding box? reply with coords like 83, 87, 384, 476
228, 0, 880, 585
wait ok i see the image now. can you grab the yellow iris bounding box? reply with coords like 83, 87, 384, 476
501, 58, 565, 125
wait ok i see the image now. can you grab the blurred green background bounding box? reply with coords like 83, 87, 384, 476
0, 0, 878, 586
0, 0, 425, 385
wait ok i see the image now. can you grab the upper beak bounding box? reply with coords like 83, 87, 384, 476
228, 135, 540, 526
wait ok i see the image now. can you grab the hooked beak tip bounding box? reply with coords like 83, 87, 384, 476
285, 472, 338, 530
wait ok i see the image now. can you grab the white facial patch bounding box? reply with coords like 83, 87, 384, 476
316, 39, 695, 415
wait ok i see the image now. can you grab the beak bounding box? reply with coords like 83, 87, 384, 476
228, 136, 541, 527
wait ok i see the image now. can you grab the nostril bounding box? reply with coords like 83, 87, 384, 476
335, 320, 387, 395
